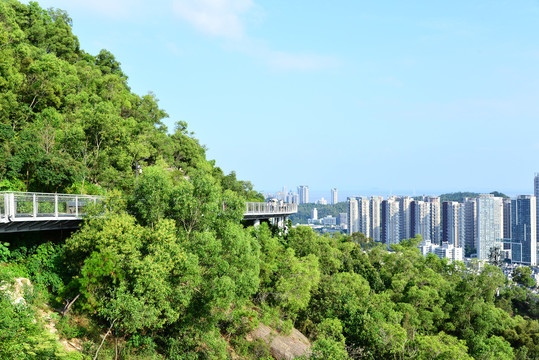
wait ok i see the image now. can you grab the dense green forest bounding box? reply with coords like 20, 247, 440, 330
1, 1, 539, 359
439, 191, 509, 202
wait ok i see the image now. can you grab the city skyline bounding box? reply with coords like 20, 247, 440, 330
266, 178, 539, 204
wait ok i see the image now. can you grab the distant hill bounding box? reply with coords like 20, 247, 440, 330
290, 202, 347, 224
439, 191, 509, 202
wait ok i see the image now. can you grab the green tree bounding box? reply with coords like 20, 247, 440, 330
512, 266, 536, 288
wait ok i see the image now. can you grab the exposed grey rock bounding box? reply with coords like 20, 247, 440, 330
247, 324, 311, 360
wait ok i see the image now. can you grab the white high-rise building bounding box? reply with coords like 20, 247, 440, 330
358, 197, 370, 238
370, 196, 382, 242
442, 201, 466, 247
382, 197, 400, 248
412, 200, 431, 242
347, 197, 359, 235
476, 194, 503, 261
331, 188, 338, 205
286, 191, 298, 204
311, 207, 318, 221
399, 196, 413, 240
298, 185, 309, 204
426, 197, 441, 244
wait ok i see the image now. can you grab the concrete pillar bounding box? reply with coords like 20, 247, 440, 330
254, 219, 260, 227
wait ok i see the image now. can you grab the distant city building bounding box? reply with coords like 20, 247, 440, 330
419, 239, 462, 262
321, 216, 337, 225
476, 194, 503, 261
331, 188, 338, 205
399, 196, 413, 241
311, 207, 318, 221
358, 197, 370, 238
347, 197, 358, 235
503, 198, 512, 240
286, 191, 298, 204
434, 242, 464, 262
426, 196, 441, 244
443, 202, 457, 245
463, 198, 477, 251
419, 239, 439, 256
316, 197, 328, 205
338, 213, 348, 228
382, 197, 400, 247
511, 195, 537, 266
411, 200, 431, 242
298, 185, 309, 204
370, 196, 382, 242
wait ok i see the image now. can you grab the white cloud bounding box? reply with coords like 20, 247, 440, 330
171, 0, 339, 71
172, 0, 253, 39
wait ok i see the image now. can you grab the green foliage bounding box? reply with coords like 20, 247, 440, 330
512, 266, 536, 288
0, 281, 82, 360
0, 242, 10, 262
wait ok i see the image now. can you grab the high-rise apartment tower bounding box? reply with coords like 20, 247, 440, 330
331, 188, 338, 205
298, 185, 309, 204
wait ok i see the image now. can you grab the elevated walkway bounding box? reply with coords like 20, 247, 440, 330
244, 202, 297, 220
0, 192, 101, 233
0, 192, 298, 233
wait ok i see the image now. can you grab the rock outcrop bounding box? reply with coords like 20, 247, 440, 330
0, 277, 33, 304
247, 324, 311, 359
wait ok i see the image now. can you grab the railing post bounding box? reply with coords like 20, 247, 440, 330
8, 193, 15, 220
33, 194, 37, 218
75, 196, 78, 218
54, 193, 58, 218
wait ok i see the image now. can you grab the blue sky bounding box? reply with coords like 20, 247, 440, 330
29, 0, 539, 198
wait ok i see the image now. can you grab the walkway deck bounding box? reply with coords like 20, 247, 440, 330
0, 192, 297, 233
0, 192, 102, 233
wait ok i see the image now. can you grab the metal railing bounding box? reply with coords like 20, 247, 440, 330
245, 202, 298, 215
0, 192, 103, 223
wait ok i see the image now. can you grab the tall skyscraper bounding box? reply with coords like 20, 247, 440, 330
426, 196, 441, 244
476, 194, 503, 261
463, 197, 477, 251
311, 207, 318, 221
412, 200, 431, 242
399, 196, 412, 241
370, 196, 382, 242
511, 195, 537, 266
503, 198, 512, 239
286, 191, 298, 204
347, 197, 359, 235
298, 185, 309, 204
331, 188, 338, 205
358, 197, 370, 238
382, 197, 400, 247
443, 202, 459, 246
